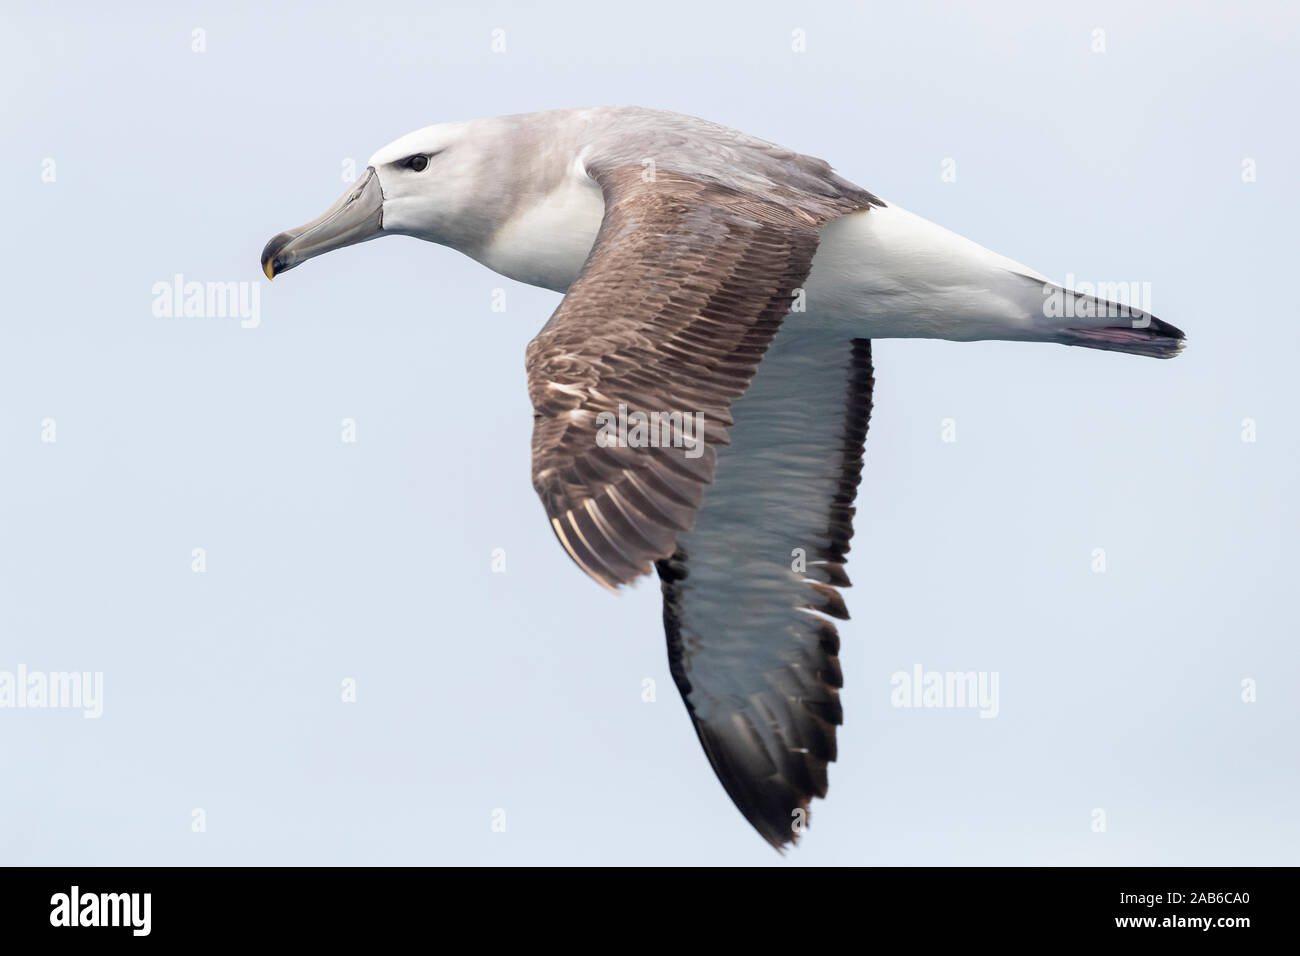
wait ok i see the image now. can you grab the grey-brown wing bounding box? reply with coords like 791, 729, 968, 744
525, 167, 848, 589
524, 154, 877, 848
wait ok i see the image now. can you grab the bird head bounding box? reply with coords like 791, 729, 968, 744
260, 119, 499, 280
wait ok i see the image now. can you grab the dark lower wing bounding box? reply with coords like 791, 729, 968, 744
656, 332, 874, 848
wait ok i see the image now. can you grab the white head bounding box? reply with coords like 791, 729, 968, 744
261, 117, 520, 279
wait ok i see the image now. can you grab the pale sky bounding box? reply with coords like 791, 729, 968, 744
1, 0, 1296, 864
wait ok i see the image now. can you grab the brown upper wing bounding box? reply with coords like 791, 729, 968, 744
526, 166, 857, 588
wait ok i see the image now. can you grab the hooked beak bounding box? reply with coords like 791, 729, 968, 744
261, 166, 384, 280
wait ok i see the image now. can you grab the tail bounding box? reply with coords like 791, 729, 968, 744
833, 203, 1187, 359
1037, 281, 1186, 359
1058, 315, 1186, 359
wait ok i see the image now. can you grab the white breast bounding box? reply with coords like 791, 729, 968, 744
479, 171, 605, 292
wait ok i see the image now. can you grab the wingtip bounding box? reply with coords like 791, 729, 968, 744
549, 513, 634, 592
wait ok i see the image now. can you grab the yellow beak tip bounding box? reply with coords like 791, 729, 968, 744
262, 261, 275, 281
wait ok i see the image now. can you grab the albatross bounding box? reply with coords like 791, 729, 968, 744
261, 106, 1184, 849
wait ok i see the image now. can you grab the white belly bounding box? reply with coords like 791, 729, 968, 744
804, 204, 1050, 341
480, 178, 1055, 343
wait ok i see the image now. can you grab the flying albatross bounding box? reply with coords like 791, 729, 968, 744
261, 106, 1184, 849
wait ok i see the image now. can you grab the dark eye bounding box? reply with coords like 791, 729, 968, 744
404, 154, 429, 172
